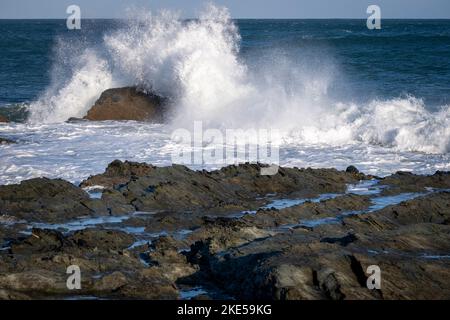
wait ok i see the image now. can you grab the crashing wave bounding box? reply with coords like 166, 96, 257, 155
26, 4, 450, 154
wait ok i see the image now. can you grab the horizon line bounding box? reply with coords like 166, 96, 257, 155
1, 17, 450, 20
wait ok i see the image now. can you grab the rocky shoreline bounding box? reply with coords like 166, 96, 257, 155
0, 161, 449, 300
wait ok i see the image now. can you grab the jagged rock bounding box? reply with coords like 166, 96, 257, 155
0, 178, 95, 222
10, 229, 70, 254
83, 87, 166, 121
179, 190, 450, 300
344, 191, 450, 231
97, 189, 136, 215
242, 194, 371, 229
186, 217, 274, 253
147, 236, 198, 281
81, 160, 365, 213
380, 171, 450, 195
80, 160, 155, 188
93, 271, 128, 292
2, 161, 450, 300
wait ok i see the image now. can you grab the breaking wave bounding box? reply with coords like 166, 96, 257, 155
26, 4, 450, 154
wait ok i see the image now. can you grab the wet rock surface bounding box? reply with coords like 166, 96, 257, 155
0, 178, 103, 223
380, 171, 450, 195
0, 114, 8, 123
83, 87, 166, 122
1, 162, 449, 299
81, 160, 365, 214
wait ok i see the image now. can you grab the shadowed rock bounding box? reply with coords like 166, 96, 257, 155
2, 162, 450, 300
380, 170, 450, 195
0, 114, 8, 123
0, 178, 106, 222
81, 160, 365, 213
80, 160, 156, 188
346, 165, 359, 174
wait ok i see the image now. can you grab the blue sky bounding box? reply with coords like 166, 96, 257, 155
1, 0, 449, 19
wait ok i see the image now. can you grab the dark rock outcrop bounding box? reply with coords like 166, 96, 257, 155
81, 160, 365, 213
1, 162, 450, 300
0, 178, 106, 222
183, 192, 450, 300
83, 87, 166, 122
380, 170, 450, 195
10, 229, 71, 254
0, 226, 179, 299
0, 114, 8, 123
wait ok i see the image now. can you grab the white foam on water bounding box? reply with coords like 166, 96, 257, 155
20, 5, 450, 151
1, 120, 450, 185
27, 50, 116, 123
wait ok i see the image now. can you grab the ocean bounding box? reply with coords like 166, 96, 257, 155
1, 8, 450, 185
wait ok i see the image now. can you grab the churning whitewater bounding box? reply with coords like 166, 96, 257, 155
1, 5, 450, 185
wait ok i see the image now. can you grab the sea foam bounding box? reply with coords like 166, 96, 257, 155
26, 4, 450, 154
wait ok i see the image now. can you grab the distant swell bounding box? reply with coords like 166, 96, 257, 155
26, 4, 450, 154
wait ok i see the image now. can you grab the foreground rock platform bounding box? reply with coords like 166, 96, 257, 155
0, 161, 449, 300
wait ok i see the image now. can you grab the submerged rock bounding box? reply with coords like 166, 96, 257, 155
83, 87, 166, 121
82, 160, 365, 213
2, 161, 450, 300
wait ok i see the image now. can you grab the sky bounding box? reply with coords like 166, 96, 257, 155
1, 0, 449, 19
